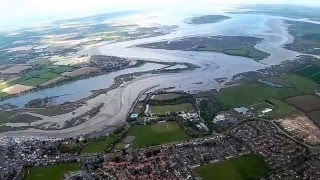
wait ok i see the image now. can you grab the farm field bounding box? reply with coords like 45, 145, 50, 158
25, 163, 80, 180
307, 110, 320, 128
195, 154, 268, 180
216, 83, 300, 107
286, 95, 320, 112
128, 121, 189, 148
153, 93, 182, 100
150, 103, 193, 114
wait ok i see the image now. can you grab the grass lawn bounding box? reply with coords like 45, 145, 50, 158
25, 163, 80, 180
128, 121, 189, 148
151, 103, 193, 114
216, 83, 300, 107
266, 98, 296, 119
195, 154, 268, 180
20, 78, 49, 86
81, 135, 117, 154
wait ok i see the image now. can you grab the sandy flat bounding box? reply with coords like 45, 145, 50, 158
0, 65, 32, 74
1, 84, 34, 94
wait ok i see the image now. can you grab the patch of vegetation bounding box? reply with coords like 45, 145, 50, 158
0, 111, 41, 125
199, 98, 228, 131
216, 83, 301, 107
138, 36, 270, 61
0, 91, 9, 98
150, 103, 194, 114
285, 20, 320, 55
188, 15, 231, 25
153, 93, 182, 100
250, 102, 274, 114
289, 74, 317, 94
266, 98, 296, 119
81, 128, 127, 154
19, 77, 49, 86
195, 154, 268, 180
25, 163, 80, 180
51, 66, 75, 74
128, 122, 189, 148
39, 72, 60, 79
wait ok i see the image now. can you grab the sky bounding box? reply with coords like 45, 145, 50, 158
1, 0, 320, 28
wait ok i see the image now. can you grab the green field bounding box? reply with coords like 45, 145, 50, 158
266, 98, 296, 119
216, 83, 300, 107
153, 93, 182, 100
195, 154, 268, 180
128, 121, 189, 148
25, 163, 80, 180
20, 78, 49, 86
81, 135, 118, 154
150, 103, 193, 114
51, 66, 75, 74
39, 72, 60, 79
289, 74, 317, 94
0, 91, 9, 98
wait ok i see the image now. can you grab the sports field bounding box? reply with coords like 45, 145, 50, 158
25, 163, 80, 180
195, 154, 268, 180
128, 121, 189, 148
150, 103, 193, 114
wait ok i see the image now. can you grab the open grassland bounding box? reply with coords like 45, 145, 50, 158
151, 103, 193, 114
266, 98, 297, 119
81, 135, 117, 154
286, 95, 320, 112
195, 154, 268, 180
128, 122, 189, 148
216, 83, 300, 107
19, 78, 50, 86
153, 93, 182, 100
25, 163, 80, 180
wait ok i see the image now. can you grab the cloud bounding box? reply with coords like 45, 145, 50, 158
0, 0, 319, 27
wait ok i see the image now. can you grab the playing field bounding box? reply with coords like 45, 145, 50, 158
217, 83, 300, 107
128, 121, 189, 148
150, 103, 193, 114
195, 154, 268, 180
25, 163, 80, 180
